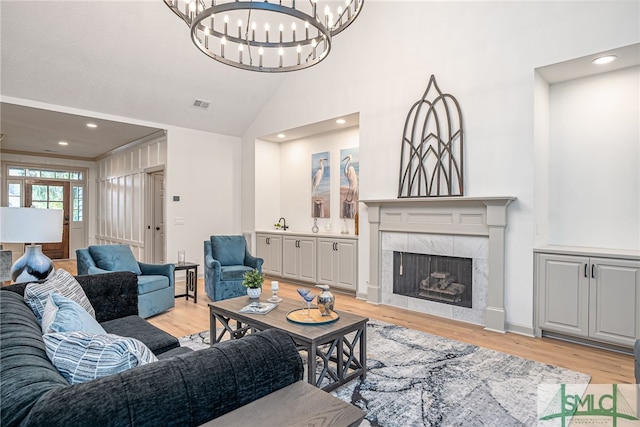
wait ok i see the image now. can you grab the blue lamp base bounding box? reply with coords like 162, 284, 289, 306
10, 245, 55, 283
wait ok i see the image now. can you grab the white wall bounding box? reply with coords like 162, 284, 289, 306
547, 67, 639, 250
165, 126, 242, 267
255, 127, 359, 233
241, 1, 640, 331
95, 134, 166, 260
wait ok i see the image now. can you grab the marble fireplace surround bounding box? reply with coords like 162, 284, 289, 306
362, 197, 516, 333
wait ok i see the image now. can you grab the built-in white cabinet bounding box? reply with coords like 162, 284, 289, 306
256, 232, 358, 291
536, 247, 640, 348
282, 236, 317, 283
317, 237, 358, 291
256, 233, 282, 276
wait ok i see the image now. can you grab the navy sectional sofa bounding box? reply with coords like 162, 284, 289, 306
1, 271, 304, 427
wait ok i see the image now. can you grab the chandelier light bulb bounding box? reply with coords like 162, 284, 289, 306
189, 1, 196, 12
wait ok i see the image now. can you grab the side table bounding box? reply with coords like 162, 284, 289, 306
174, 262, 198, 303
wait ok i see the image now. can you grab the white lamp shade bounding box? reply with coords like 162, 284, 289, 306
0, 207, 64, 243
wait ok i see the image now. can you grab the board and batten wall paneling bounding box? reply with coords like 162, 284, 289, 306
95, 134, 166, 261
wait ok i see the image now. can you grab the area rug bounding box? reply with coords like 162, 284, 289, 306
180, 320, 590, 427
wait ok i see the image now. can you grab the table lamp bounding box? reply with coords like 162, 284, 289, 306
0, 207, 64, 283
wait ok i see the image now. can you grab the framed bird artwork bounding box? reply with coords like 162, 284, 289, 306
311, 151, 330, 218
340, 147, 359, 218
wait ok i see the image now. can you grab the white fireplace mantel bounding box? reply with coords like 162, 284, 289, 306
362, 196, 516, 333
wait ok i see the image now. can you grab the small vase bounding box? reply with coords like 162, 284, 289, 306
247, 287, 262, 299
312, 218, 319, 233
316, 285, 335, 316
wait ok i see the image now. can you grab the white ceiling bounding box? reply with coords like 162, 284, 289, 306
1, 103, 162, 159
0, 0, 290, 158
1, 2, 636, 159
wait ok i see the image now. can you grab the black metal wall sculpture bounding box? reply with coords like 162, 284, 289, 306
398, 75, 464, 198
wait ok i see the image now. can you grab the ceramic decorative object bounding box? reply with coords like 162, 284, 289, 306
316, 285, 335, 316
247, 287, 262, 299
312, 218, 319, 233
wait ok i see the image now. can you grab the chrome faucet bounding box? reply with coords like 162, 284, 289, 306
278, 217, 289, 231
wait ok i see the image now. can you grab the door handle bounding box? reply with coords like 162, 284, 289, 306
591, 264, 595, 279
155, 226, 160, 231
584, 264, 588, 278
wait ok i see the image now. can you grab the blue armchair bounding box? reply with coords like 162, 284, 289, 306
76, 244, 175, 318
204, 235, 263, 301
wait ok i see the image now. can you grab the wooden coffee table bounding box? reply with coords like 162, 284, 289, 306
209, 297, 368, 392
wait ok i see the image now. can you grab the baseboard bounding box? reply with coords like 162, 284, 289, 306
542, 331, 633, 355
506, 322, 535, 337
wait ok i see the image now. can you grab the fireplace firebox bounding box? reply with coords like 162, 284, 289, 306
393, 252, 473, 308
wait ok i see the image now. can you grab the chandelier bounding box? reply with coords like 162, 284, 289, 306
163, 0, 364, 72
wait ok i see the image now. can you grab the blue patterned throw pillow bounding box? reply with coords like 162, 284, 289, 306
41, 293, 106, 335
43, 331, 158, 384
25, 269, 96, 322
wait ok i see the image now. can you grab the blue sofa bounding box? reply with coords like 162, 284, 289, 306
0, 272, 304, 427
204, 235, 263, 301
76, 244, 175, 318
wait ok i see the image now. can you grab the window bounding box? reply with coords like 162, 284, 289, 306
31, 184, 64, 210
73, 186, 84, 222
7, 167, 82, 180
7, 182, 22, 207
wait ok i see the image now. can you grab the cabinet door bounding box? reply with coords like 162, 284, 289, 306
256, 234, 282, 276
267, 236, 282, 276
256, 234, 270, 272
589, 258, 640, 347
317, 239, 337, 286
537, 254, 590, 337
282, 237, 300, 280
335, 240, 357, 290
298, 238, 316, 282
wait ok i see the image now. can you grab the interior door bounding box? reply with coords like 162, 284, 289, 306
151, 172, 165, 264
25, 180, 70, 259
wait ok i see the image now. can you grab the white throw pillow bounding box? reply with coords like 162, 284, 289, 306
41, 293, 106, 335
43, 331, 158, 384
25, 269, 96, 322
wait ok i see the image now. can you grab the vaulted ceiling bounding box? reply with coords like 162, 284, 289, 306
1, 0, 290, 158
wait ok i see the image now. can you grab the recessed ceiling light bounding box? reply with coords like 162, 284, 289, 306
58, 141, 68, 146
336, 118, 346, 124
592, 55, 617, 65
277, 133, 286, 138
86, 123, 97, 128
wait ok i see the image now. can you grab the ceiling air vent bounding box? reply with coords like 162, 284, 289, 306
192, 99, 211, 110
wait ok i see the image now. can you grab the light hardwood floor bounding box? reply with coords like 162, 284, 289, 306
54, 260, 634, 385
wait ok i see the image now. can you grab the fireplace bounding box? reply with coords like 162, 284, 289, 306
362, 197, 515, 332
393, 252, 472, 308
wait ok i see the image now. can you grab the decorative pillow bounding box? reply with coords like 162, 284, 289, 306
41, 293, 106, 335
88, 244, 142, 275
25, 269, 96, 322
43, 331, 158, 384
